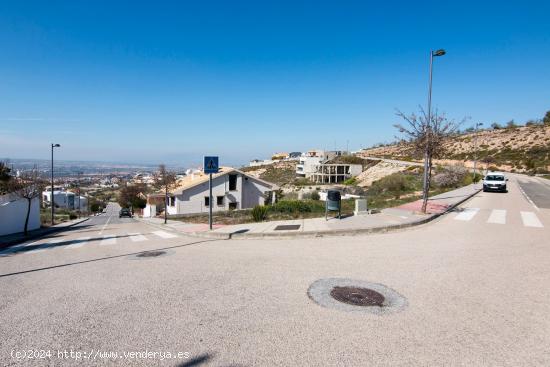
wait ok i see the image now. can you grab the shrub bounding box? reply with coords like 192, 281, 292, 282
270, 200, 324, 213
310, 191, 320, 201
433, 166, 468, 188
369, 173, 408, 199
342, 177, 357, 185
251, 205, 269, 222
69, 213, 78, 220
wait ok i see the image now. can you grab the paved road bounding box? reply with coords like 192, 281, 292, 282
1, 176, 549, 366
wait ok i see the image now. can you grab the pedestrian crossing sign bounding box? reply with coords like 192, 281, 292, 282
204, 156, 219, 174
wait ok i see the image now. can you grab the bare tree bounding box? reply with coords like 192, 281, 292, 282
394, 107, 464, 213
153, 164, 177, 224
8, 168, 44, 235
0, 161, 12, 193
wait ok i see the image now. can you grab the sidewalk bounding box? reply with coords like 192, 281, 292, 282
0, 217, 90, 249
139, 184, 481, 239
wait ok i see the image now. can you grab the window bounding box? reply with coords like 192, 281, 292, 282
204, 197, 210, 207
169, 197, 175, 206
228, 202, 237, 210
229, 174, 237, 191
217, 196, 224, 206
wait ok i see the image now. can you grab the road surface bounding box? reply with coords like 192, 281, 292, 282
1, 176, 549, 366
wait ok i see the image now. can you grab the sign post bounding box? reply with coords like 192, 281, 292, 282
203, 156, 219, 230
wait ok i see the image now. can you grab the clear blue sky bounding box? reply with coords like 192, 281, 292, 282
1, 1, 549, 167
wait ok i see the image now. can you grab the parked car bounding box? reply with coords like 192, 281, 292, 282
119, 208, 132, 218
483, 172, 508, 193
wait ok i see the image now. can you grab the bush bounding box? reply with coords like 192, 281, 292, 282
69, 213, 78, 220
342, 177, 357, 185
369, 173, 408, 199
433, 166, 468, 188
251, 205, 269, 222
310, 191, 320, 201
270, 200, 324, 213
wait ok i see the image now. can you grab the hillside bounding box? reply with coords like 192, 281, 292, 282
358, 124, 550, 174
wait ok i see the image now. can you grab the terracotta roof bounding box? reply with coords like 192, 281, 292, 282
162, 166, 278, 196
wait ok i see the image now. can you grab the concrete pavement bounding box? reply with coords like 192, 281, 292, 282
1, 174, 549, 366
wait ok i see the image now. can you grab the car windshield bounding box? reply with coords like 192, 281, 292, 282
486, 175, 504, 181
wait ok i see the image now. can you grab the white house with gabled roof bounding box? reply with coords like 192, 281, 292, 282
144, 167, 278, 217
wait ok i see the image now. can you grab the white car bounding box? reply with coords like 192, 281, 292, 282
483, 172, 508, 193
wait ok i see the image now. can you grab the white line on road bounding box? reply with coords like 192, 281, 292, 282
487, 209, 507, 224
100, 235, 117, 246
454, 208, 480, 221
520, 211, 543, 228
129, 233, 147, 242
516, 181, 540, 211
99, 214, 113, 235
152, 230, 177, 239
65, 237, 91, 249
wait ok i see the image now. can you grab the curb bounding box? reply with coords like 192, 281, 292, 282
0, 217, 90, 249
185, 188, 481, 240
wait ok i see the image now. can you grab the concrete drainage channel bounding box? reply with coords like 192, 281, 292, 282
308, 278, 408, 315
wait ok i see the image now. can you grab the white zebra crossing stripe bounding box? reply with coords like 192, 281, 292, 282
100, 235, 117, 246
487, 209, 506, 224
520, 211, 543, 228
65, 237, 91, 249
152, 230, 177, 239
25, 238, 64, 254
454, 208, 480, 221
129, 233, 147, 242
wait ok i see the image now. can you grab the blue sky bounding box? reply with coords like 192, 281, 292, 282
1, 1, 549, 167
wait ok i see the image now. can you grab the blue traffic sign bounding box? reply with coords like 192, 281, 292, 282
203, 156, 219, 174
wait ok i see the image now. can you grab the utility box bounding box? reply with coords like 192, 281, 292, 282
354, 199, 368, 216
325, 190, 342, 220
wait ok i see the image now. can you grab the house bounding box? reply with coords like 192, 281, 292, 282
296, 150, 362, 183
143, 167, 278, 217
42, 189, 88, 210
0, 193, 40, 236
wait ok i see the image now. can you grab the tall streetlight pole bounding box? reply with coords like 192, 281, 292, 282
421, 49, 446, 213
472, 122, 483, 183
51, 143, 61, 225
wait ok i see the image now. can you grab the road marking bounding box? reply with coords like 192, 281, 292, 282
454, 208, 480, 221
517, 181, 540, 211
100, 235, 117, 246
520, 211, 543, 228
129, 233, 147, 242
65, 237, 91, 249
99, 213, 113, 235
487, 209, 506, 224
152, 230, 177, 239
24, 238, 65, 254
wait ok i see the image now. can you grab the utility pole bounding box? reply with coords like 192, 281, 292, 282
421, 49, 446, 213
472, 122, 483, 184
208, 173, 213, 230
51, 143, 60, 225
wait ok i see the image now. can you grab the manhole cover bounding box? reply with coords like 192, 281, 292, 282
136, 250, 166, 258
330, 286, 385, 307
307, 278, 408, 315
274, 224, 301, 231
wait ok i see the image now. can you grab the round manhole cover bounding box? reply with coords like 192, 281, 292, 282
136, 250, 166, 258
330, 286, 385, 307
308, 278, 408, 315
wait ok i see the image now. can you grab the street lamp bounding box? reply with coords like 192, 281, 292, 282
51, 143, 61, 225
421, 49, 446, 212
472, 122, 483, 183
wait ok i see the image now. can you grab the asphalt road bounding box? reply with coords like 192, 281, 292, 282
1, 176, 549, 366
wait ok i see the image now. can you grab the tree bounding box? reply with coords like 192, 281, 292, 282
543, 110, 550, 125
117, 182, 147, 211
8, 168, 44, 235
153, 164, 177, 224
491, 122, 502, 130
0, 161, 12, 193
394, 108, 463, 213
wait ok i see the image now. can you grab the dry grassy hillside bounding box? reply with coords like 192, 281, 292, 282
359, 124, 550, 174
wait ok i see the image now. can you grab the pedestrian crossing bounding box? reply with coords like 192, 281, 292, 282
1, 230, 180, 255
453, 208, 545, 228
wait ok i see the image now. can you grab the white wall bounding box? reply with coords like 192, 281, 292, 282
173, 173, 273, 215
0, 194, 41, 236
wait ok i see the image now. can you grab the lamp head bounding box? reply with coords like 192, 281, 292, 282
52, 143, 60, 147
433, 49, 446, 57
